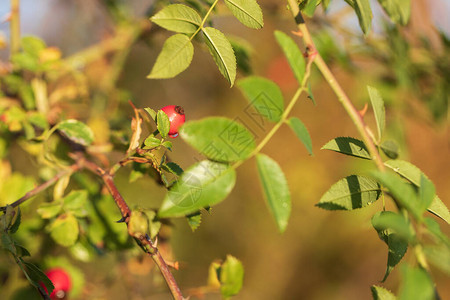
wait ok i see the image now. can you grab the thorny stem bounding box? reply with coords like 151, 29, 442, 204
10, 0, 20, 57
2, 154, 184, 299
286, 0, 385, 171
77, 156, 184, 300
0, 164, 80, 212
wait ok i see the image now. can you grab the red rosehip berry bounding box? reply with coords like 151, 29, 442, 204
44, 268, 72, 299
161, 105, 185, 138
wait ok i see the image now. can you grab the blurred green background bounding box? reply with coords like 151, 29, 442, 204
0, 0, 448, 299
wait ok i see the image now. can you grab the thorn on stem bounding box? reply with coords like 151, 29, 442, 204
116, 216, 127, 223
359, 103, 369, 117
291, 30, 303, 37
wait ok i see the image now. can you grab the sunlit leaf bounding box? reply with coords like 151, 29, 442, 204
49, 213, 79, 247
367, 85, 385, 141
398, 265, 434, 300
151, 4, 202, 34
158, 160, 236, 218
220, 255, 244, 298
224, 0, 264, 29
202, 27, 236, 86
37, 202, 63, 219
274, 31, 306, 86
57, 119, 94, 146
180, 117, 255, 162
256, 154, 291, 233
345, 0, 373, 35
287, 117, 313, 155
317, 175, 381, 210
371, 285, 397, 300
384, 160, 449, 223
377, 0, 411, 25
157, 110, 171, 139
238, 76, 284, 122
148, 34, 194, 79
321, 137, 371, 159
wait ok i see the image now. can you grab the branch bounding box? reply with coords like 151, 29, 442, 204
10, 0, 20, 57
0, 164, 80, 212
78, 156, 184, 300
286, 1, 386, 171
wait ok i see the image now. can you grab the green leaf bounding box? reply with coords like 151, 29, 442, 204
287, 117, 313, 155
317, 175, 381, 210
128, 210, 149, 238
367, 86, 385, 141
398, 265, 434, 300
224, 0, 264, 29
162, 140, 173, 150
373, 225, 408, 282
37, 201, 63, 219
144, 136, 161, 148
418, 175, 435, 217
162, 162, 184, 176
383, 234, 408, 281
144, 107, 157, 120
377, 0, 411, 25
22, 261, 54, 294
371, 285, 397, 300
158, 160, 236, 218
56, 119, 94, 146
157, 110, 171, 139
256, 154, 291, 233
9, 208, 21, 234
380, 140, 399, 159
148, 34, 194, 79
423, 218, 450, 246
1, 233, 16, 255
423, 244, 450, 275
302, 0, 321, 17
49, 213, 79, 247
21, 36, 46, 55
237, 76, 284, 122
186, 211, 202, 231
53, 173, 71, 201
321, 137, 371, 159
180, 117, 256, 163
370, 171, 423, 220
307, 82, 316, 105
384, 160, 449, 223
202, 27, 237, 86
62, 190, 87, 210
150, 4, 202, 34
345, 0, 373, 35
146, 210, 162, 239
220, 255, 244, 298
15, 244, 31, 257
372, 211, 414, 243
274, 31, 306, 86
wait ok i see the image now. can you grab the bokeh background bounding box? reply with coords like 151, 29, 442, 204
0, 0, 448, 299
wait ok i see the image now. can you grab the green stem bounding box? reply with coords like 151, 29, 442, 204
190, 0, 220, 41
10, 0, 20, 57
233, 86, 306, 170
286, 0, 385, 171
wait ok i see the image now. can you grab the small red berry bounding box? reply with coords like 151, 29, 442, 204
161, 105, 185, 138
44, 268, 72, 299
